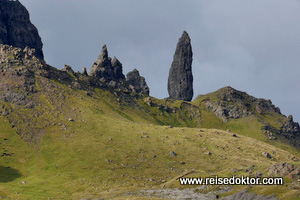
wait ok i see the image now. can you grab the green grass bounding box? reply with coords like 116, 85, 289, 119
0, 79, 299, 199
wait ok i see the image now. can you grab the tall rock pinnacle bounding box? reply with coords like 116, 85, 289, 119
88, 44, 126, 84
0, 0, 44, 59
168, 31, 193, 101
88, 44, 114, 82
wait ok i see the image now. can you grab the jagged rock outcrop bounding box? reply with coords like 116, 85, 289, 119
126, 69, 149, 95
0, 44, 46, 106
261, 125, 279, 140
88, 44, 113, 82
88, 45, 125, 87
168, 31, 193, 101
111, 56, 125, 80
0, 0, 44, 59
267, 162, 295, 177
261, 115, 300, 148
280, 115, 300, 134
203, 86, 284, 122
267, 162, 300, 180
255, 99, 281, 114
204, 87, 253, 122
62, 64, 74, 74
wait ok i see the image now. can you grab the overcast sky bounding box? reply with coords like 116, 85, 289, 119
21, 0, 300, 122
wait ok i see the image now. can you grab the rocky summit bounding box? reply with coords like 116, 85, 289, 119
0, 0, 44, 59
168, 31, 193, 101
88, 44, 149, 94
88, 44, 115, 82
88, 45, 126, 89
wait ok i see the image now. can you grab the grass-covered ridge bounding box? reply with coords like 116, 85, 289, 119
0, 75, 300, 199
0, 46, 299, 200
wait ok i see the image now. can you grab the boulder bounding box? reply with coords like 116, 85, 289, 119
262, 152, 272, 159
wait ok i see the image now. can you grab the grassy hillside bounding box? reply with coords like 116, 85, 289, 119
1, 76, 300, 200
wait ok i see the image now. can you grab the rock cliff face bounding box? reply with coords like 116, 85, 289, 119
168, 31, 193, 101
126, 69, 149, 95
0, 0, 44, 59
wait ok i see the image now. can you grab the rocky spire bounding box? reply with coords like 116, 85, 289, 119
111, 56, 125, 80
88, 44, 114, 82
167, 31, 193, 101
0, 0, 44, 59
126, 69, 149, 95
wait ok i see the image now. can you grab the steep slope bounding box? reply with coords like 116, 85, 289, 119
192, 86, 300, 149
0, 45, 300, 200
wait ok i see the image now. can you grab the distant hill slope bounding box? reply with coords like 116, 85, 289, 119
1, 43, 299, 150
0, 44, 300, 199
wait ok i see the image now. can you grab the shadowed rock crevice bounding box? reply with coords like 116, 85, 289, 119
168, 31, 193, 101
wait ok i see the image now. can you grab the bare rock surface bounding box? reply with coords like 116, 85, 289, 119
168, 31, 193, 101
267, 162, 299, 180
88, 45, 114, 82
280, 115, 300, 135
0, 0, 44, 59
203, 86, 281, 122
126, 69, 149, 95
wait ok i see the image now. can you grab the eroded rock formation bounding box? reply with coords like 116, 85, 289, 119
0, 0, 44, 59
126, 69, 149, 95
88, 45, 126, 85
280, 115, 300, 134
88, 44, 149, 94
88, 44, 114, 82
111, 56, 125, 80
168, 31, 193, 101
